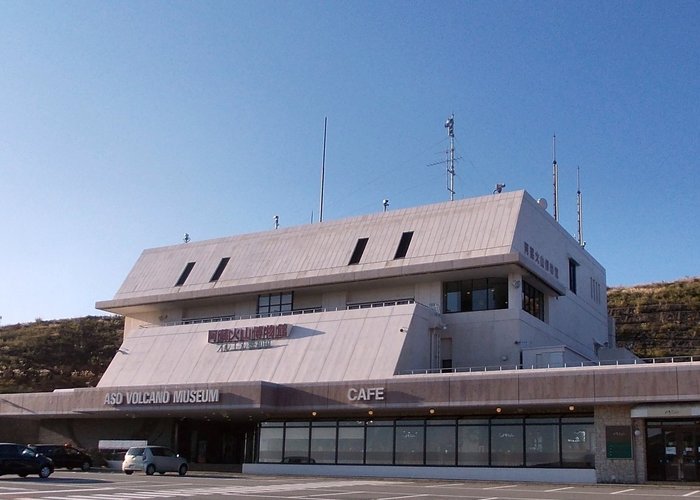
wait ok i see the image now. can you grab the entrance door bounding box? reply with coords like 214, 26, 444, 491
667, 430, 699, 482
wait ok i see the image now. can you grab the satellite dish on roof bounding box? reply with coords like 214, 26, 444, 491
537, 198, 548, 210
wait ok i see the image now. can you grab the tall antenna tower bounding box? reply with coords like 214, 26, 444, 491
552, 134, 559, 221
577, 166, 585, 247
445, 114, 456, 201
319, 117, 328, 223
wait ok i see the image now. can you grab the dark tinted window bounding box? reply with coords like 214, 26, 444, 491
126, 447, 145, 456
210, 257, 230, 282
348, 238, 369, 265
394, 231, 414, 259
175, 262, 196, 286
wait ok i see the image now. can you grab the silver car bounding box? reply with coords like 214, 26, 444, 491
122, 446, 188, 476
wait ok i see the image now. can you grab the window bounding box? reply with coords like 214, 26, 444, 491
443, 278, 508, 313
348, 238, 369, 265
569, 258, 578, 294
522, 281, 545, 321
209, 257, 230, 282
257, 292, 293, 316
394, 231, 414, 259
174, 262, 195, 286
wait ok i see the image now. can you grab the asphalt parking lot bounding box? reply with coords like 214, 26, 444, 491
1, 470, 700, 499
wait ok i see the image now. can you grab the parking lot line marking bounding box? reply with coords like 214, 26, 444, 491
426, 483, 465, 488
611, 488, 636, 495
483, 484, 518, 490
545, 486, 574, 492
683, 491, 700, 497
376, 495, 432, 500
0, 487, 116, 496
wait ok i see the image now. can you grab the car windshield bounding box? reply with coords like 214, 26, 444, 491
126, 447, 145, 456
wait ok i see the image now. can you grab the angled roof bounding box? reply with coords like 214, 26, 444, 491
97, 191, 530, 311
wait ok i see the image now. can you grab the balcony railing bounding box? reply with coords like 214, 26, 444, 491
400, 356, 700, 375
153, 298, 416, 327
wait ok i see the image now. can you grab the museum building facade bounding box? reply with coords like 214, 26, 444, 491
1, 190, 699, 483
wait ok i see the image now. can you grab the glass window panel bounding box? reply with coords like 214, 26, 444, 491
457, 425, 489, 466
526, 424, 560, 467
491, 424, 524, 466
472, 279, 488, 311
490, 278, 508, 309
310, 426, 336, 464
337, 426, 364, 464
396, 420, 424, 426
258, 295, 270, 307
562, 423, 595, 468
427, 419, 456, 426
258, 427, 283, 463
426, 426, 456, 465
458, 418, 490, 425
395, 426, 424, 465
284, 426, 309, 462
365, 426, 394, 464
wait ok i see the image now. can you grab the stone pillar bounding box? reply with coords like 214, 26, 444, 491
595, 405, 638, 483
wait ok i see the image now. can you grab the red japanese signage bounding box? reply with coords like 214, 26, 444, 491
207, 324, 289, 344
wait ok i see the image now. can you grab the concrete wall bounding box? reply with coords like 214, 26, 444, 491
595, 405, 636, 483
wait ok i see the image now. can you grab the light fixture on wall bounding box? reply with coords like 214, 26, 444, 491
496, 407, 502, 414
311, 411, 317, 417
512, 280, 521, 289
368, 410, 374, 416
429, 408, 435, 415
568, 405, 575, 412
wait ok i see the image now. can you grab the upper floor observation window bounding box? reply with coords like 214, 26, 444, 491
443, 278, 508, 313
568, 258, 578, 294
394, 231, 414, 259
522, 281, 545, 321
258, 292, 293, 316
210, 257, 230, 282
348, 238, 369, 265
175, 262, 196, 286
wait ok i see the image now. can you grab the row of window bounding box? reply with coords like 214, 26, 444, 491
257, 416, 594, 468
175, 258, 230, 287
173, 231, 416, 287
349, 231, 413, 265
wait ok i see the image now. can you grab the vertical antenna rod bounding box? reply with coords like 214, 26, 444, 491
552, 134, 559, 221
319, 117, 328, 223
445, 114, 455, 201
577, 166, 584, 247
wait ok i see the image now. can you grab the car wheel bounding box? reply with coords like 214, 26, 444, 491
146, 464, 156, 475
39, 465, 52, 479
18, 473, 28, 478
158, 471, 165, 475
178, 464, 188, 476
81, 461, 91, 472
124, 470, 134, 475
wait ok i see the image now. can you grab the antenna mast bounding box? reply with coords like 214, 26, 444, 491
552, 134, 559, 221
577, 166, 585, 247
319, 117, 328, 223
445, 114, 455, 201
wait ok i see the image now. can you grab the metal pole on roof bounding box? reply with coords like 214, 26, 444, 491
552, 134, 559, 221
445, 114, 455, 201
319, 117, 327, 223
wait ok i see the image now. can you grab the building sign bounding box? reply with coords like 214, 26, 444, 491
103, 388, 220, 406
523, 241, 559, 280
347, 387, 385, 401
208, 324, 290, 352
606, 425, 632, 459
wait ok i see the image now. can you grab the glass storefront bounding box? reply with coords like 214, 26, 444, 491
257, 415, 594, 468
647, 420, 700, 481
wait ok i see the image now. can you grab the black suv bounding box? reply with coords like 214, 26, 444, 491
29, 444, 92, 471
0, 443, 54, 478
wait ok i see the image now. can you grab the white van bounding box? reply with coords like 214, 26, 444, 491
122, 446, 188, 476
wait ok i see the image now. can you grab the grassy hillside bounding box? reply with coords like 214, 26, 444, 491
0, 315, 123, 393
608, 277, 700, 358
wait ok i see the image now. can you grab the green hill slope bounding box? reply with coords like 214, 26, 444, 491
608, 277, 700, 358
0, 315, 123, 393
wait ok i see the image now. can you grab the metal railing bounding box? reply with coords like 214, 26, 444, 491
400, 356, 700, 375
152, 299, 417, 327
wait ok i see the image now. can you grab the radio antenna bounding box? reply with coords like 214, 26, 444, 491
577, 166, 585, 247
552, 134, 559, 221
445, 114, 456, 201
319, 117, 328, 223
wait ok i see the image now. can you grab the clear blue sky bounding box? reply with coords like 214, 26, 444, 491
1, 1, 698, 324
